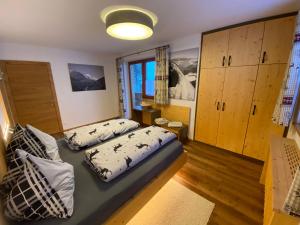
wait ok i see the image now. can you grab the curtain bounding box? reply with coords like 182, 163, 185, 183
272, 13, 300, 126
116, 58, 128, 118
154, 46, 169, 105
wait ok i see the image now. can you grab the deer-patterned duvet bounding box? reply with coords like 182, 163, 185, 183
64, 119, 140, 150
85, 126, 177, 182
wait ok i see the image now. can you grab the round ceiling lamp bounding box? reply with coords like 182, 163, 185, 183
100, 5, 158, 40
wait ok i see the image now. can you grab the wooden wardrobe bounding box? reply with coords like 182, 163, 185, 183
195, 14, 296, 161
0, 61, 63, 134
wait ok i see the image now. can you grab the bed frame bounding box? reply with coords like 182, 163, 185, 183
0, 126, 187, 225
104, 151, 187, 225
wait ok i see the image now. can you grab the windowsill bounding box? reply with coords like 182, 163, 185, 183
142, 98, 154, 102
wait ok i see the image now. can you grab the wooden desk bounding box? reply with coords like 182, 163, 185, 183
132, 106, 161, 126
142, 109, 161, 126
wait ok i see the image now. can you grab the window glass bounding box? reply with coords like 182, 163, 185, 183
129, 59, 156, 109
145, 61, 156, 97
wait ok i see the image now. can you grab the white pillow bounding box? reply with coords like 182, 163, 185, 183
26, 124, 61, 161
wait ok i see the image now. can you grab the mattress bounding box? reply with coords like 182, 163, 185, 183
7, 138, 183, 225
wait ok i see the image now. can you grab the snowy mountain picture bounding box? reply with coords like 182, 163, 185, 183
68, 63, 106, 92
169, 48, 199, 101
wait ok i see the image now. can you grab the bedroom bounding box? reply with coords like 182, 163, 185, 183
0, 0, 300, 225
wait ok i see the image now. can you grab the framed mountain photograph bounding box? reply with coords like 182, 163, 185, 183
68, 63, 106, 92
169, 48, 199, 101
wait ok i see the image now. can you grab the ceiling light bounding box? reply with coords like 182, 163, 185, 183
100, 5, 158, 40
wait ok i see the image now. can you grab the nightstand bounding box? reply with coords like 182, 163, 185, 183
157, 123, 188, 143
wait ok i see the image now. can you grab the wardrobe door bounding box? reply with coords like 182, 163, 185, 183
227, 22, 264, 66
195, 68, 225, 145
260, 16, 296, 64
243, 64, 286, 161
216, 66, 258, 154
2, 61, 62, 134
201, 30, 229, 68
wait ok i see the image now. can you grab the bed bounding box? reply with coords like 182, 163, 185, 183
63, 119, 140, 150
5, 137, 187, 225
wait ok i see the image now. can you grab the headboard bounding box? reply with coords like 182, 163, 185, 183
153, 104, 190, 125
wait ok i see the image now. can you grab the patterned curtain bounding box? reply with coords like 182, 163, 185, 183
272, 13, 300, 126
154, 46, 169, 105
116, 58, 128, 118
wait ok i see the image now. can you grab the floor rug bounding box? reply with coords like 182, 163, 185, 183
127, 179, 215, 225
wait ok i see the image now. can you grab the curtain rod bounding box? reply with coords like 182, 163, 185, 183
117, 44, 170, 60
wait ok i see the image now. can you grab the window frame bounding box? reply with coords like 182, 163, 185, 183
128, 57, 156, 100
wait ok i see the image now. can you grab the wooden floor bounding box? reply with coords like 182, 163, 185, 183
175, 141, 264, 225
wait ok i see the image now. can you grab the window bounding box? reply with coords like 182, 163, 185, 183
129, 58, 156, 108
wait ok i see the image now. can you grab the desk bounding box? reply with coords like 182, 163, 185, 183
132, 106, 161, 126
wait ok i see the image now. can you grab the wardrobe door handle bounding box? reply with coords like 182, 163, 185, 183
216, 101, 220, 111
222, 56, 226, 66
262, 51, 266, 63
222, 102, 225, 111
228, 55, 232, 66
252, 105, 256, 115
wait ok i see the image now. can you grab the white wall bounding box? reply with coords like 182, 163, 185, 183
0, 43, 119, 130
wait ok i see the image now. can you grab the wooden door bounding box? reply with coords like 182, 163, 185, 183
195, 68, 225, 145
260, 16, 296, 64
201, 30, 229, 68
216, 66, 258, 153
1, 61, 62, 134
243, 64, 286, 161
227, 22, 264, 66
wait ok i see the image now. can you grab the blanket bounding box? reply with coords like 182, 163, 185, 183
85, 126, 176, 182
64, 119, 139, 150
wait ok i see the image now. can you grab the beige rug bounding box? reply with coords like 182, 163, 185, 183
127, 179, 215, 225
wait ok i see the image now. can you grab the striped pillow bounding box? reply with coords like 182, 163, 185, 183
1, 124, 52, 194
0, 152, 24, 192
6, 124, 50, 164
4, 150, 74, 221
5, 124, 24, 161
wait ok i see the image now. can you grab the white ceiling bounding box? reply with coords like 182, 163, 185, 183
0, 0, 299, 55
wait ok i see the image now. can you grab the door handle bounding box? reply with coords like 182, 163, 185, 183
222, 56, 226, 66
222, 102, 225, 111
228, 55, 232, 66
216, 101, 220, 111
252, 105, 256, 115
262, 51, 266, 63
